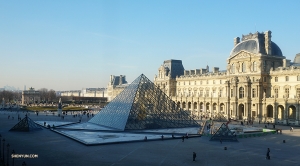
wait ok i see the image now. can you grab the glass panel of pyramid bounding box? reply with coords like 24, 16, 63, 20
213, 112, 228, 122
89, 74, 200, 131
210, 123, 238, 142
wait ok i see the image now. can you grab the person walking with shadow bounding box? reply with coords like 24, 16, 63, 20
193, 152, 196, 161
182, 136, 185, 142
266, 148, 270, 160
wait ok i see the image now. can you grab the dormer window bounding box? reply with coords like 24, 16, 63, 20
242, 63, 246, 72
253, 61, 257, 71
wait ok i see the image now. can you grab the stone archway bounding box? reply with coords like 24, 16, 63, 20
220, 103, 225, 114
238, 104, 244, 120
182, 102, 186, 109
206, 102, 210, 116
188, 102, 191, 110
213, 103, 217, 115
193, 102, 197, 110
288, 105, 296, 119
177, 101, 180, 108
277, 105, 284, 120
267, 105, 273, 118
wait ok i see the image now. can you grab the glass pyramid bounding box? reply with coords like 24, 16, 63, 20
10, 115, 42, 132
89, 74, 200, 131
210, 123, 238, 142
213, 112, 228, 122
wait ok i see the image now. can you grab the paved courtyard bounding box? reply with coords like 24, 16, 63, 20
1, 110, 300, 166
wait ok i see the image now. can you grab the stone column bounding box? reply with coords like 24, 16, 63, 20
274, 102, 277, 123
191, 101, 194, 116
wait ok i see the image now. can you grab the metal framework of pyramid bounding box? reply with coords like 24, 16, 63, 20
210, 123, 238, 142
213, 112, 228, 122
89, 74, 200, 131
9, 116, 42, 132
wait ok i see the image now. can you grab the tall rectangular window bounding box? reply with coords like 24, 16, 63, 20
275, 88, 278, 98
206, 90, 209, 97
252, 88, 256, 98
200, 90, 203, 97
286, 76, 289, 81
285, 88, 289, 98
275, 77, 278, 82
297, 88, 300, 98
263, 60, 267, 72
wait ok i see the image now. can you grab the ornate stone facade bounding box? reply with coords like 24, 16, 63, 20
154, 30, 300, 125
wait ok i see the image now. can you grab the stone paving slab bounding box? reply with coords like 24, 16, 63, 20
1, 111, 300, 166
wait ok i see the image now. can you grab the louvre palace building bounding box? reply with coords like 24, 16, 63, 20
154, 30, 300, 125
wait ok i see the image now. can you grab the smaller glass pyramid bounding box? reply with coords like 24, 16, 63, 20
89, 74, 200, 131
210, 123, 238, 142
10, 115, 42, 132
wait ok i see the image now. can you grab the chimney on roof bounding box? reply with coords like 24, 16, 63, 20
213, 67, 219, 73
265, 30, 272, 55
119, 75, 123, 85
234, 37, 240, 46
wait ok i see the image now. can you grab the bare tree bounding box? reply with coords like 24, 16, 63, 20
39, 88, 48, 103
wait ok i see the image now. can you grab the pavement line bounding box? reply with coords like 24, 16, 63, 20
110, 144, 143, 166
159, 139, 180, 166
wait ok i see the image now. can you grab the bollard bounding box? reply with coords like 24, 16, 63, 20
224, 147, 227, 150
283, 140, 286, 143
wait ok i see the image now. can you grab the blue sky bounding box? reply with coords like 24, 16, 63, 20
1, 1, 300, 91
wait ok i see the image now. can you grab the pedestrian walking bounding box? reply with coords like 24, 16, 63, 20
290, 126, 293, 132
182, 136, 185, 142
266, 148, 270, 160
193, 152, 196, 161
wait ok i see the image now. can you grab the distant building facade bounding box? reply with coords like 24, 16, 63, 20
107, 75, 128, 101
60, 88, 107, 98
22, 87, 40, 105
154, 30, 300, 125
59, 75, 129, 102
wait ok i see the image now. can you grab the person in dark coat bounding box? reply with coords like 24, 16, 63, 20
193, 152, 196, 161
266, 148, 270, 160
182, 136, 184, 142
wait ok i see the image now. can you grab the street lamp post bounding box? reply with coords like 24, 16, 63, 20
2, 139, 5, 165
12, 150, 15, 166
7, 143, 9, 166
0, 134, 2, 161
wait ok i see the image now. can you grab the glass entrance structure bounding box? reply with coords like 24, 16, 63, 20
89, 74, 199, 131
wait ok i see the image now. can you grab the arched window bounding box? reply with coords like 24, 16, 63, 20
231, 64, 235, 73
239, 87, 244, 98
253, 61, 257, 71
242, 63, 246, 72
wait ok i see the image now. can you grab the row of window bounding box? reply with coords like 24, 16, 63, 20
274, 76, 300, 82
175, 75, 300, 87
177, 90, 223, 97
178, 80, 223, 85
231, 61, 258, 73
177, 87, 299, 99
